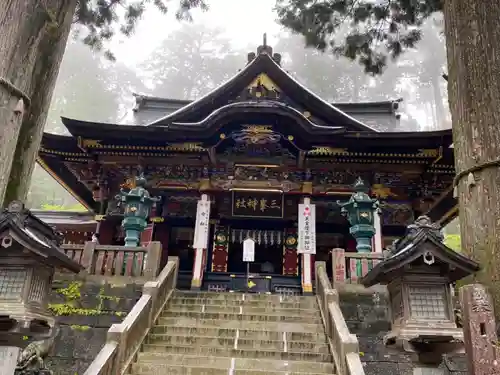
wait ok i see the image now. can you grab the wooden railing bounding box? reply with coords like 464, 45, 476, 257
60, 241, 162, 278
315, 261, 365, 375
83, 256, 179, 375
331, 248, 384, 287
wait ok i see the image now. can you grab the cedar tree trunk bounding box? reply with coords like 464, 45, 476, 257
444, 0, 500, 317
0, 0, 77, 207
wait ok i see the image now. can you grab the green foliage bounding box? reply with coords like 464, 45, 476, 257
275, 0, 444, 74
41, 203, 87, 211
70, 325, 91, 331
49, 282, 125, 317
139, 23, 245, 99
444, 234, 461, 252
75, 0, 209, 60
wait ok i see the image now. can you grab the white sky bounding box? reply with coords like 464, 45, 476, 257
113, 1, 281, 67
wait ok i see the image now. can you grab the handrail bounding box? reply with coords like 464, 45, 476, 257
332, 248, 384, 286
60, 241, 162, 278
315, 261, 365, 375
83, 256, 179, 375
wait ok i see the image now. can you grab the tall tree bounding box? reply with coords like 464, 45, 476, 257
28, 37, 144, 209
140, 23, 244, 99
0, 0, 206, 207
276, 0, 500, 317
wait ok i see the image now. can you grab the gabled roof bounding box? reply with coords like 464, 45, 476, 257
0, 201, 83, 273
361, 215, 479, 286
146, 51, 379, 132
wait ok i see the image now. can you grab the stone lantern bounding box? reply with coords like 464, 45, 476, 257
361, 216, 480, 370
0, 201, 83, 374
116, 173, 160, 247
338, 177, 379, 252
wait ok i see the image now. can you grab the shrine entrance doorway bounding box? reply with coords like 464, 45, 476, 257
227, 228, 286, 275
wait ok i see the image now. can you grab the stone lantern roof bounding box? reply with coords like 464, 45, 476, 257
361, 215, 480, 287
0, 201, 82, 273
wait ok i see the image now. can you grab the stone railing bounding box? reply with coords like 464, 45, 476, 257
331, 248, 384, 286
83, 256, 179, 375
315, 261, 365, 375
60, 241, 162, 279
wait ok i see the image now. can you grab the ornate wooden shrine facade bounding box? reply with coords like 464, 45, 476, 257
37, 41, 456, 293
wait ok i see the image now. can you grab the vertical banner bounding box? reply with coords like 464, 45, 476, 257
193, 198, 211, 249
298, 203, 316, 254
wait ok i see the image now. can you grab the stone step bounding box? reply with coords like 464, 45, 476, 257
150, 325, 328, 342
156, 317, 325, 333
146, 334, 330, 354
167, 302, 319, 315
142, 343, 333, 362
162, 309, 322, 324
132, 363, 332, 375
170, 296, 318, 309
134, 353, 335, 374
174, 291, 315, 304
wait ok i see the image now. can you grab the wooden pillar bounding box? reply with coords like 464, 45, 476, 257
97, 218, 116, 245
191, 194, 211, 290
154, 221, 170, 270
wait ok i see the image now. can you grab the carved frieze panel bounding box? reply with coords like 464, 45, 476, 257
221, 142, 296, 160
380, 201, 414, 226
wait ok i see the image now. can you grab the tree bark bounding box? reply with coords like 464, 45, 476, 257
0, 0, 77, 207
444, 0, 500, 317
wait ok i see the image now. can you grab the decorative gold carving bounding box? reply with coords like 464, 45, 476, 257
165, 143, 205, 152
199, 178, 212, 191
232, 125, 280, 145
308, 147, 349, 156
247, 73, 280, 92
79, 138, 102, 148
417, 148, 439, 158
151, 217, 165, 223
371, 184, 398, 199
302, 182, 313, 195
242, 125, 273, 133
120, 177, 136, 189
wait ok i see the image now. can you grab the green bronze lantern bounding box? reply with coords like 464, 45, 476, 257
116, 173, 160, 247
338, 177, 379, 253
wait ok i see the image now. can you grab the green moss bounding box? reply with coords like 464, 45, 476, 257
70, 325, 91, 331
48, 282, 126, 317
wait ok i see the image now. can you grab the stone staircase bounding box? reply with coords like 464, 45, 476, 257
131, 291, 336, 375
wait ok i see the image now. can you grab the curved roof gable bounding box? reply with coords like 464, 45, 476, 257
147, 52, 378, 132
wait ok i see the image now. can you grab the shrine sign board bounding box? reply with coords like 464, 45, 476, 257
232, 191, 284, 218
298, 203, 316, 254
193, 199, 211, 249
243, 238, 255, 262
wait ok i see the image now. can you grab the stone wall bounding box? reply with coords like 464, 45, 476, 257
338, 287, 468, 375
45, 279, 143, 375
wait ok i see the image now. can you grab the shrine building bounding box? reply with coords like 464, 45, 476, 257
37, 39, 457, 293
